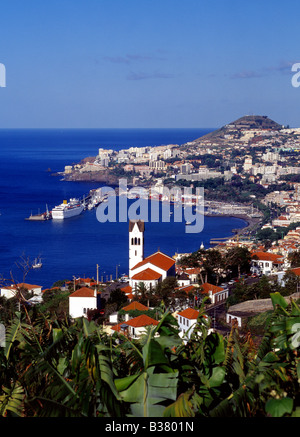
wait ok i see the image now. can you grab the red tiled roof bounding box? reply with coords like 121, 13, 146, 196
2, 283, 42, 291
69, 287, 96, 298
42, 287, 60, 293
185, 267, 201, 275
131, 268, 162, 281
251, 251, 284, 263
175, 285, 197, 294
291, 267, 300, 276
200, 282, 224, 295
121, 285, 133, 295
132, 251, 175, 272
79, 278, 93, 282
177, 308, 199, 320
122, 301, 149, 311
125, 314, 159, 328
111, 322, 128, 332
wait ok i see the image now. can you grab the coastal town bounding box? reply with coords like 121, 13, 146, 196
3, 0, 300, 420
2, 115, 300, 340
1, 115, 300, 419
62, 115, 300, 229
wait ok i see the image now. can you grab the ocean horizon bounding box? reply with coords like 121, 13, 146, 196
0, 128, 247, 289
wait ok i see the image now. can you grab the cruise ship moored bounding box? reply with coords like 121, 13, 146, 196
51, 198, 84, 220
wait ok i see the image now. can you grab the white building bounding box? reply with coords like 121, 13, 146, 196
177, 308, 206, 340
129, 220, 176, 290
129, 220, 145, 275
0, 283, 42, 299
250, 252, 285, 276
177, 272, 191, 287
111, 314, 159, 339
226, 311, 254, 328
199, 282, 229, 305
69, 287, 97, 319
243, 156, 252, 172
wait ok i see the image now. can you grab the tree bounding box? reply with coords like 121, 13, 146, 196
225, 247, 251, 278
202, 249, 226, 285
282, 270, 300, 295
107, 288, 128, 310
154, 277, 179, 308
288, 250, 300, 268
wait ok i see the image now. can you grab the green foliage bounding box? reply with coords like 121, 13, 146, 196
1, 292, 300, 417
118, 308, 158, 320
226, 275, 288, 308
107, 288, 128, 310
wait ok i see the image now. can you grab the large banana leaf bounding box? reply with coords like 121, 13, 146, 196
0, 383, 25, 417
115, 326, 179, 416
4, 313, 21, 360
116, 367, 178, 417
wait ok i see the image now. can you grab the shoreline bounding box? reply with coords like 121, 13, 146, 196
208, 213, 262, 246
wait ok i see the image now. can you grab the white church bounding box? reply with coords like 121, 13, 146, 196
68, 219, 176, 318
128, 220, 176, 290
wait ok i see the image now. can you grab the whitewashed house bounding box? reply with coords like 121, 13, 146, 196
200, 282, 229, 305
177, 272, 191, 287
177, 308, 200, 339
250, 251, 285, 276
0, 283, 42, 299
111, 314, 159, 339
69, 287, 97, 319
226, 311, 256, 328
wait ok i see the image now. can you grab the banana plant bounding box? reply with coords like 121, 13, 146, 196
114, 310, 180, 417
210, 293, 300, 417
23, 317, 124, 417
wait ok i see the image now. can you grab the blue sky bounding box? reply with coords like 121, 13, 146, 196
0, 0, 299, 128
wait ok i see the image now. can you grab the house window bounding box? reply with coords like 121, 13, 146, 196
186, 320, 189, 327
179, 316, 182, 324
83, 308, 87, 314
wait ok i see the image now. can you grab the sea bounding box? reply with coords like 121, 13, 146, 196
0, 128, 248, 289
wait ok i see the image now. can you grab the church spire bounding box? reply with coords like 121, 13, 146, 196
129, 220, 145, 278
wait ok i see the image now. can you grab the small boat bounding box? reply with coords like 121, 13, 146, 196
32, 258, 43, 269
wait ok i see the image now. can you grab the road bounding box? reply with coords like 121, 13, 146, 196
205, 302, 230, 334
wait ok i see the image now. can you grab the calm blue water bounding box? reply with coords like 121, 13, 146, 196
0, 128, 247, 288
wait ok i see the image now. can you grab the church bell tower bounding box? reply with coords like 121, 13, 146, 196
129, 220, 144, 278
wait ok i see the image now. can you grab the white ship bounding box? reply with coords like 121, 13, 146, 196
32, 257, 43, 269
51, 198, 84, 220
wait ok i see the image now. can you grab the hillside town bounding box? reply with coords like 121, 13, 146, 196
1, 116, 300, 419
1, 213, 300, 340
63, 116, 300, 190
62, 115, 300, 230
2, 116, 300, 340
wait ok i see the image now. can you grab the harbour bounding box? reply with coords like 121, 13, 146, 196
25, 187, 108, 221
0, 128, 248, 289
